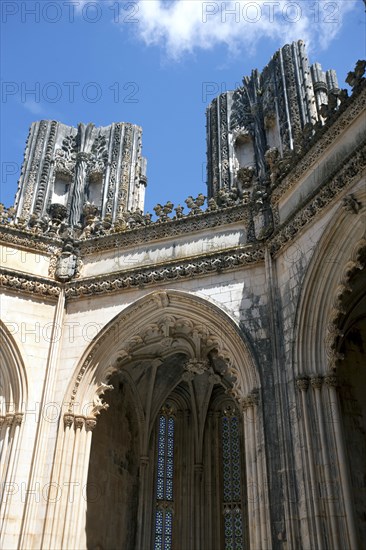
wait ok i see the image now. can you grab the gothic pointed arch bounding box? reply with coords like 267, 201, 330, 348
43, 290, 271, 550
293, 186, 366, 550
294, 186, 366, 376
65, 289, 260, 418
0, 320, 28, 416
0, 320, 28, 545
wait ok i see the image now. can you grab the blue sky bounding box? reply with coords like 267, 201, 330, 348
1, 0, 365, 214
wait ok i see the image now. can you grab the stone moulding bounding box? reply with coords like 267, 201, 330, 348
0, 267, 61, 298
270, 142, 366, 255
1, 140, 364, 300
64, 246, 265, 299
0, 225, 61, 255
271, 87, 366, 203
79, 202, 250, 255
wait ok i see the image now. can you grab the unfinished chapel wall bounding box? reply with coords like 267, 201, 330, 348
0, 41, 365, 550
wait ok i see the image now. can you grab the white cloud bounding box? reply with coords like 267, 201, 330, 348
131, 0, 358, 59
21, 99, 44, 115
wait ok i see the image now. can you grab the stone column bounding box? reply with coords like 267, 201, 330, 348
62, 416, 85, 548
243, 394, 261, 549
251, 392, 271, 548
310, 375, 339, 548
136, 455, 150, 549
194, 463, 204, 549
75, 417, 97, 550
325, 374, 358, 550
0, 413, 23, 540
43, 413, 97, 550
0, 414, 14, 482
296, 377, 324, 550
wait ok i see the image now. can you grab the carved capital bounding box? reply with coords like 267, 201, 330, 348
85, 418, 97, 432
64, 414, 74, 428
241, 396, 253, 410
324, 374, 337, 388
296, 377, 310, 392
310, 376, 323, 390
0, 415, 5, 428
5, 413, 14, 427
140, 455, 150, 467
14, 413, 24, 426
74, 416, 85, 430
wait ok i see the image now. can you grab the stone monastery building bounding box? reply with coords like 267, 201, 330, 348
0, 41, 365, 550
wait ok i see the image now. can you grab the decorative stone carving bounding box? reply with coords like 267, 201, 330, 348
296, 377, 310, 392
346, 59, 366, 93
342, 194, 362, 214
324, 375, 337, 388
90, 383, 114, 417
64, 414, 74, 428
183, 359, 209, 376
185, 194, 206, 214
74, 416, 85, 430
310, 376, 323, 390
237, 166, 256, 189
85, 418, 97, 432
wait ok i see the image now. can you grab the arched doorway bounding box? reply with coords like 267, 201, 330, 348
45, 290, 270, 549
85, 356, 249, 550
335, 257, 366, 543
0, 321, 27, 548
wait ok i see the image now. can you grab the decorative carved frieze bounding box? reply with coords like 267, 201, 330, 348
0, 268, 61, 299
64, 246, 265, 299
271, 143, 366, 255
271, 87, 366, 203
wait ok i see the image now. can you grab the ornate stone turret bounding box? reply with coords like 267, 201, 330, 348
14, 120, 147, 228
206, 40, 339, 197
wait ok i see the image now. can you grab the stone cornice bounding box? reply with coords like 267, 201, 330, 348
0, 225, 61, 254
270, 141, 366, 255
1, 140, 364, 301
0, 267, 61, 299
79, 203, 250, 255
271, 86, 366, 203
64, 245, 265, 299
